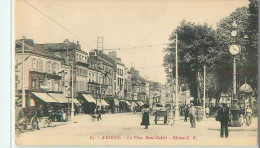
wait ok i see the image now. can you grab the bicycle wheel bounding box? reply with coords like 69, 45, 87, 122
30, 117, 38, 131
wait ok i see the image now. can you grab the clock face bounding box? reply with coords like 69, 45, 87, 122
231, 30, 237, 37
229, 44, 240, 55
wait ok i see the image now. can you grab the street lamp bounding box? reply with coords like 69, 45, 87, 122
228, 20, 241, 127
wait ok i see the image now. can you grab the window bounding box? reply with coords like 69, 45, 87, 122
46, 61, 51, 73
31, 79, 37, 89
38, 60, 43, 72
89, 72, 91, 81
52, 63, 57, 74
32, 58, 37, 71
39, 80, 43, 89
92, 73, 94, 82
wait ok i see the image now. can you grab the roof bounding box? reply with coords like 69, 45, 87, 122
15, 41, 62, 60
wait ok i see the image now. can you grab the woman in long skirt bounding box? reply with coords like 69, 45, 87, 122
141, 104, 150, 129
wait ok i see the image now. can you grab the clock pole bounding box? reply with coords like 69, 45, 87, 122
233, 56, 236, 100
229, 21, 241, 127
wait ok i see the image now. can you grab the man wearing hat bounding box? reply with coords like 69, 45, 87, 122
216, 103, 230, 138
189, 103, 196, 128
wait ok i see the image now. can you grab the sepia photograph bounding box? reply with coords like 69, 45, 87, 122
13, 0, 258, 146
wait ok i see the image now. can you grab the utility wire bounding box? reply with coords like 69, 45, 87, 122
22, 0, 93, 49
104, 43, 169, 51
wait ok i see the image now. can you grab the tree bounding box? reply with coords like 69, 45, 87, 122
163, 20, 218, 105
216, 5, 258, 95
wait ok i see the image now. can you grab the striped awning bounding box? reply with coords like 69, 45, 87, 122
48, 93, 68, 103
31, 92, 58, 103
120, 100, 131, 106
100, 99, 109, 106
82, 94, 96, 103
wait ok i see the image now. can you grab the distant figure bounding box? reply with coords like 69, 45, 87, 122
239, 106, 245, 125
205, 106, 210, 118
245, 105, 252, 126
189, 104, 196, 128
184, 106, 189, 122
62, 109, 66, 122
141, 104, 150, 129
216, 103, 230, 138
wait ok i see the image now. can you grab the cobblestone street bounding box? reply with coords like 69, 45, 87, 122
16, 112, 258, 146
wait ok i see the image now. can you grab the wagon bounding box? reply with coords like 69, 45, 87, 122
154, 109, 169, 125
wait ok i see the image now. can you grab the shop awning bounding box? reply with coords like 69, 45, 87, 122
136, 101, 144, 106
120, 100, 131, 106
31, 92, 58, 103
48, 93, 68, 103
82, 94, 96, 103
114, 99, 119, 106
125, 101, 131, 106
69, 98, 81, 106
100, 99, 109, 106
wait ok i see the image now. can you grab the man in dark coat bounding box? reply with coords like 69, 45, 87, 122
184, 105, 189, 122
216, 103, 230, 138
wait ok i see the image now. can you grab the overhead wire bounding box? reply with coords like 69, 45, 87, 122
22, 0, 93, 49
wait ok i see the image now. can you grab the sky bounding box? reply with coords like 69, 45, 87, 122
15, 0, 249, 84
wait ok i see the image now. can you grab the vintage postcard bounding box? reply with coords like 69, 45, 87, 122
13, 0, 258, 147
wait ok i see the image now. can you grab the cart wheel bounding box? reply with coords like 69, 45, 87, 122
30, 117, 38, 131
16, 118, 27, 133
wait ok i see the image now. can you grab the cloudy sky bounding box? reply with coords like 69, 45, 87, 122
15, 0, 249, 83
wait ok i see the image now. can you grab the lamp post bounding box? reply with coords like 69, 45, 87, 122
70, 60, 75, 119
168, 64, 174, 125
203, 65, 206, 119
228, 21, 241, 127
175, 33, 180, 121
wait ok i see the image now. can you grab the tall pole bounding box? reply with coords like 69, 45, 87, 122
100, 76, 102, 111
203, 65, 206, 119
22, 37, 26, 108
175, 33, 180, 120
71, 62, 74, 118
168, 64, 174, 125
233, 57, 236, 100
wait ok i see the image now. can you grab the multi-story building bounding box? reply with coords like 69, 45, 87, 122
106, 51, 125, 99
38, 39, 89, 98
88, 50, 114, 99
15, 38, 65, 106
124, 67, 132, 100
130, 67, 146, 101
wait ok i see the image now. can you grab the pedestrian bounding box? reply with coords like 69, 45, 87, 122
216, 103, 230, 138
245, 105, 252, 126
184, 105, 189, 122
140, 103, 150, 129
206, 106, 210, 118
239, 106, 245, 125
189, 103, 196, 128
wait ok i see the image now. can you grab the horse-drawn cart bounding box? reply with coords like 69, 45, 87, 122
154, 109, 169, 125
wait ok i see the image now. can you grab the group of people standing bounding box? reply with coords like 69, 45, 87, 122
140, 102, 253, 139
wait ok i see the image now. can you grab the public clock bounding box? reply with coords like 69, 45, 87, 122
231, 30, 237, 37
229, 44, 241, 55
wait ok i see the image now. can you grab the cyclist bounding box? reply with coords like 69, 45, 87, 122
245, 105, 252, 126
